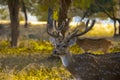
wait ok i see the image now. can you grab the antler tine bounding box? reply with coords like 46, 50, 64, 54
65, 29, 79, 41
54, 21, 65, 33
53, 20, 57, 30
85, 19, 90, 28
47, 24, 59, 38
69, 19, 95, 39
47, 20, 65, 38
74, 19, 95, 37
58, 21, 65, 30
47, 8, 60, 38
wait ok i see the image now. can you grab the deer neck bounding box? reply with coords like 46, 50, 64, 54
60, 51, 75, 67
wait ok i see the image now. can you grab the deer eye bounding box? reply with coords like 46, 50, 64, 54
67, 40, 69, 42
63, 45, 67, 47
57, 45, 60, 48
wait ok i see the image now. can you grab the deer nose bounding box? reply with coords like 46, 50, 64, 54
52, 50, 59, 56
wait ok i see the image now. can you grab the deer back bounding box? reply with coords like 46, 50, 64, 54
76, 38, 113, 53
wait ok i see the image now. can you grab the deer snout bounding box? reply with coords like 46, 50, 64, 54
52, 50, 60, 56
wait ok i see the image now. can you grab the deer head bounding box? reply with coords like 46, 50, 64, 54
47, 19, 95, 56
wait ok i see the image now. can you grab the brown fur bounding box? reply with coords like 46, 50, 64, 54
76, 38, 113, 53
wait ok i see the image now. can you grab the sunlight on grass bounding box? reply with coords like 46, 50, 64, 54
0, 65, 72, 80
0, 19, 120, 80
0, 40, 73, 80
70, 22, 114, 38
85, 24, 114, 37
0, 40, 53, 55
0, 39, 120, 80
0, 40, 119, 55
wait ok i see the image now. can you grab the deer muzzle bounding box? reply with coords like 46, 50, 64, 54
52, 50, 60, 56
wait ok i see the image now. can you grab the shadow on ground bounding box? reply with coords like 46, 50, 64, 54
0, 53, 60, 71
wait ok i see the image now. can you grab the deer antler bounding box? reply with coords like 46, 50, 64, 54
47, 7, 65, 38
53, 20, 65, 33
47, 8, 57, 38
66, 19, 95, 40
47, 20, 65, 38
47, 25, 59, 38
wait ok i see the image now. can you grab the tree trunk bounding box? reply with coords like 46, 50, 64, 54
118, 20, 120, 36
114, 18, 120, 36
21, 0, 28, 28
8, 0, 20, 47
58, 0, 71, 36
113, 20, 117, 36
116, 0, 120, 36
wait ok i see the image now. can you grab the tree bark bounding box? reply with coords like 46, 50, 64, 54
113, 18, 120, 36
21, 0, 28, 28
117, 19, 120, 36
113, 20, 117, 36
58, 0, 71, 36
8, 0, 20, 47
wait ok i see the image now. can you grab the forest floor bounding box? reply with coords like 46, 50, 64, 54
0, 23, 120, 80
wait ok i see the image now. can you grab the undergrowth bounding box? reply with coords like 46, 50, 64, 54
0, 40, 120, 55
0, 65, 72, 80
0, 40, 73, 80
0, 40, 120, 80
0, 40, 53, 55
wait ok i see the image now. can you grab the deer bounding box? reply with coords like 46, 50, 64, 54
47, 18, 120, 80
76, 38, 113, 53
72, 18, 113, 53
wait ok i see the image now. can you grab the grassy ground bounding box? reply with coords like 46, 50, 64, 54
0, 40, 73, 80
0, 40, 119, 80
0, 24, 74, 80
0, 23, 120, 80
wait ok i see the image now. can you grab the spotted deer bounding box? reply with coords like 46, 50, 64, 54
76, 38, 113, 53
47, 18, 120, 80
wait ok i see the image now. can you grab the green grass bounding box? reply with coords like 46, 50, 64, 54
0, 40, 73, 80
0, 65, 71, 80
0, 40, 120, 80
0, 22, 120, 80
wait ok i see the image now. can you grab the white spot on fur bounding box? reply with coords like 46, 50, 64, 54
60, 55, 69, 67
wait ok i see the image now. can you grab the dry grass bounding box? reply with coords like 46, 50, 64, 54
0, 40, 73, 80
0, 23, 120, 80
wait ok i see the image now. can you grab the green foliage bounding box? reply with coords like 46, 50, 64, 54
0, 40, 120, 79
26, 0, 59, 20
70, 44, 83, 54
53, 10, 58, 20
0, 40, 53, 55
0, 0, 7, 5
0, 40, 120, 55
0, 40, 84, 55
0, 40, 73, 79
110, 42, 120, 53
0, 40, 10, 48
87, 0, 116, 18
72, 0, 94, 9
0, 7, 9, 20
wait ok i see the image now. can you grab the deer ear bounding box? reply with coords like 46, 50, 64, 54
68, 38, 76, 46
49, 37, 56, 45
